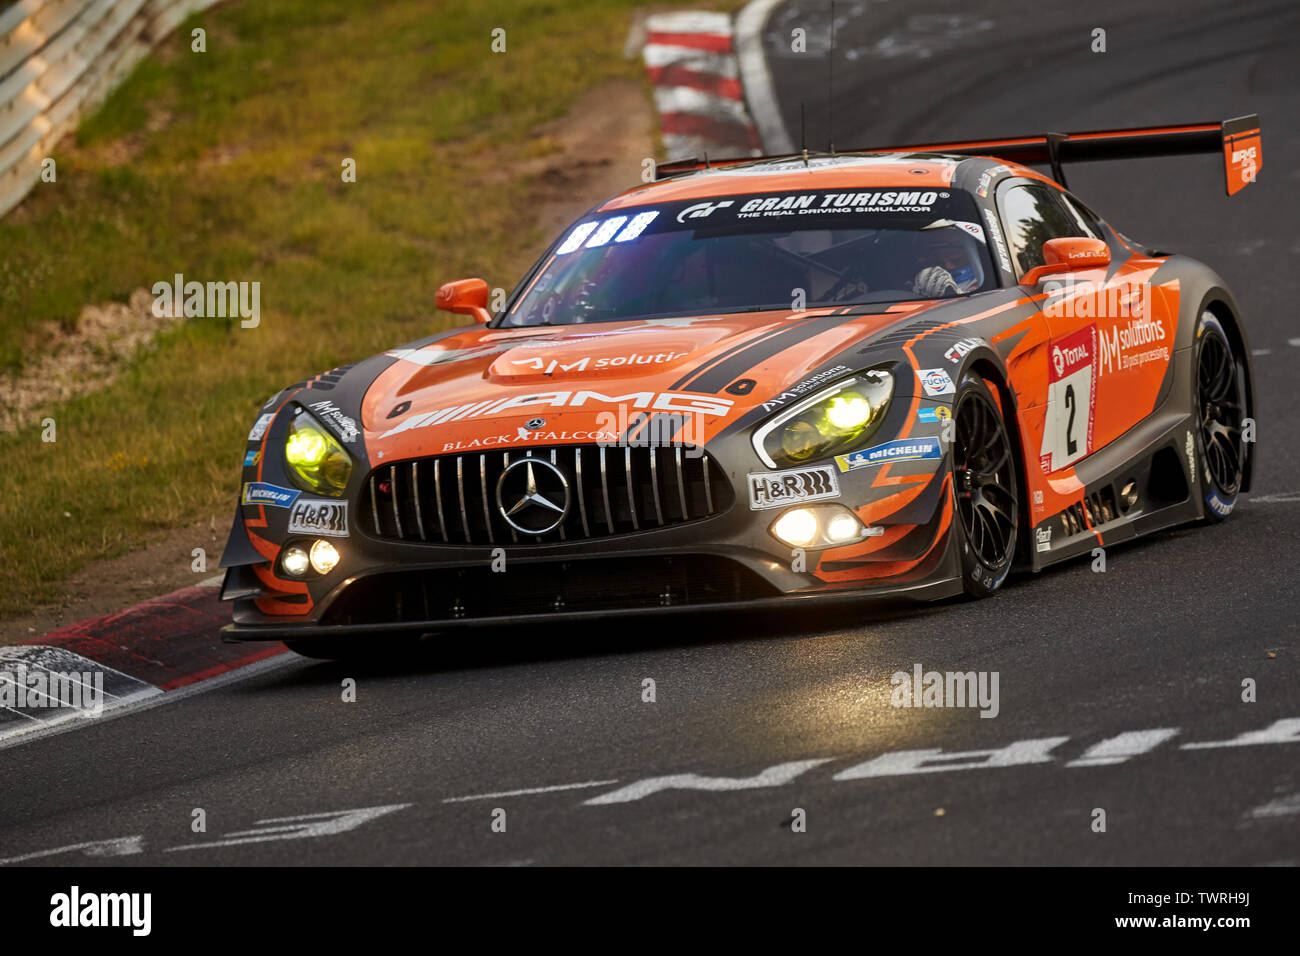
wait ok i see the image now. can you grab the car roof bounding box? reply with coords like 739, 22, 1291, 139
598, 153, 1051, 210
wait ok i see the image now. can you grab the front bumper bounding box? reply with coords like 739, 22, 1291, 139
220, 572, 962, 643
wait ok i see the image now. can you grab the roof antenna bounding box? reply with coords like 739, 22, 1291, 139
827, 0, 836, 154
703, 150, 710, 169
800, 100, 809, 166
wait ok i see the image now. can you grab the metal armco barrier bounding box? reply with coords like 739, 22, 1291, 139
0, 0, 222, 217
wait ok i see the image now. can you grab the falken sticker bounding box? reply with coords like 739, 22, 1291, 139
944, 337, 984, 363
836, 438, 942, 472
916, 368, 956, 396
248, 413, 274, 441
243, 450, 260, 467
917, 407, 951, 423
241, 482, 300, 508
287, 499, 349, 537
748, 465, 840, 510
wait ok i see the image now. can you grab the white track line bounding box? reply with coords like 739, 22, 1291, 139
0, 652, 303, 753
442, 780, 620, 803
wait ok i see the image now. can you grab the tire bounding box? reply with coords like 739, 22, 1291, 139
1193, 312, 1247, 522
951, 373, 1019, 597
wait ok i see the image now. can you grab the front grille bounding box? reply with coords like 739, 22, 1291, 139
359, 444, 733, 545
319, 555, 777, 624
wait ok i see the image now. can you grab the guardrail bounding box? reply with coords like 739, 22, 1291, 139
0, 0, 221, 218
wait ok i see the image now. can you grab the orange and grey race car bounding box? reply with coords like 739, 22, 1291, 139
221, 116, 1261, 656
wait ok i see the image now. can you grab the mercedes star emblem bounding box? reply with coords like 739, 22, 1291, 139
495, 457, 570, 534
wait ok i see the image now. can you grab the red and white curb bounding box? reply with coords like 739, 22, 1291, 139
643, 10, 762, 161
0, 577, 292, 748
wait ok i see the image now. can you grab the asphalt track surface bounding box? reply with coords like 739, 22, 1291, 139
2, 0, 1298, 866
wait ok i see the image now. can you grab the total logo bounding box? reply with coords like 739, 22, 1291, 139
1052, 341, 1090, 376
676, 200, 734, 224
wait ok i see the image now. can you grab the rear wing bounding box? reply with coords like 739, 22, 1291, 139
656, 114, 1261, 196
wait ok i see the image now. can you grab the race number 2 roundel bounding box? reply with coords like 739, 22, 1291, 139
1039, 326, 1096, 473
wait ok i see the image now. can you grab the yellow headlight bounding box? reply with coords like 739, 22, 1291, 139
781, 419, 823, 461
284, 413, 352, 496
286, 428, 330, 468
826, 393, 872, 430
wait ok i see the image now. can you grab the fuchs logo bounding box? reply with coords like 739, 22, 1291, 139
748, 465, 840, 510
675, 200, 734, 223
916, 367, 955, 396
377, 390, 735, 440
242, 482, 300, 508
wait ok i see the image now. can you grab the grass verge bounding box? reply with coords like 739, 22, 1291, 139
0, 0, 683, 617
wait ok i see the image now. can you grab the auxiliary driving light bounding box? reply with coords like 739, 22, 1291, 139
281, 544, 311, 577
772, 508, 819, 548
770, 504, 868, 549
824, 512, 861, 543
310, 539, 340, 574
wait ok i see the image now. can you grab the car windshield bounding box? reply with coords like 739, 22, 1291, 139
500, 187, 997, 327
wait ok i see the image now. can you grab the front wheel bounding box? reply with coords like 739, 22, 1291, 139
951, 374, 1019, 597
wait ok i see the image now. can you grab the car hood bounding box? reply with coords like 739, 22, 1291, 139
360, 306, 931, 460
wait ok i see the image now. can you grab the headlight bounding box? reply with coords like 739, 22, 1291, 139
753, 369, 894, 468
770, 504, 869, 549
285, 410, 352, 496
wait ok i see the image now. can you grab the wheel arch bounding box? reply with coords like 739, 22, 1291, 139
1200, 294, 1256, 493
964, 356, 1033, 568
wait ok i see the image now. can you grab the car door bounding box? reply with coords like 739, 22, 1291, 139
997, 180, 1109, 476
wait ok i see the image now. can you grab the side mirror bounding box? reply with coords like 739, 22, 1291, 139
435, 278, 492, 324
1020, 237, 1110, 285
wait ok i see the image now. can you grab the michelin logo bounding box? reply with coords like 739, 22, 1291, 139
836, 438, 942, 472
241, 482, 300, 508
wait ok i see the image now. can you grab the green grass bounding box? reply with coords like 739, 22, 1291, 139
0, 0, 680, 616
